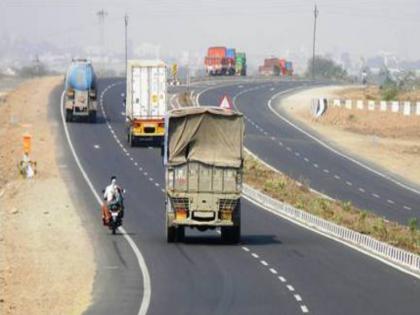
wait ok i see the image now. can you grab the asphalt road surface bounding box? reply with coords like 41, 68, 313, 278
55, 78, 420, 315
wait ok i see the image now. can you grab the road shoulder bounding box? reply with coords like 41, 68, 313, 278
0, 77, 94, 315
277, 85, 420, 190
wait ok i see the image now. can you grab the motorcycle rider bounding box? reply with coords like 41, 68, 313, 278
102, 176, 124, 225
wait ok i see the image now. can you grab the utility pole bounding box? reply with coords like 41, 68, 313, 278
312, 4, 319, 81
186, 65, 190, 92
97, 9, 108, 75
124, 13, 129, 78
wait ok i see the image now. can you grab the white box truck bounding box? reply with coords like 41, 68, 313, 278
126, 60, 167, 146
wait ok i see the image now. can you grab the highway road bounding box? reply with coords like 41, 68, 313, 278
198, 80, 420, 226
55, 78, 420, 315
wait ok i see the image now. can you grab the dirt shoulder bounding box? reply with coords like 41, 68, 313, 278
0, 77, 94, 314
279, 85, 420, 188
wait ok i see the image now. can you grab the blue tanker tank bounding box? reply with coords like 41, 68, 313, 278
65, 60, 96, 92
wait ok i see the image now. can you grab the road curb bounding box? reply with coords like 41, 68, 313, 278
243, 184, 420, 279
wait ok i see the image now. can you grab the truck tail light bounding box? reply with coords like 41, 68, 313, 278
175, 209, 188, 220
67, 89, 75, 98
219, 210, 232, 221
158, 122, 164, 128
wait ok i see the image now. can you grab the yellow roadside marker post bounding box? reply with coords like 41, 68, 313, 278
19, 133, 36, 178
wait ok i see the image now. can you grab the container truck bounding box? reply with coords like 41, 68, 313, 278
285, 61, 294, 76
64, 59, 97, 123
279, 59, 287, 76
235, 52, 247, 76
204, 47, 227, 76
164, 107, 244, 243
259, 58, 281, 76
125, 60, 167, 147
226, 48, 236, 75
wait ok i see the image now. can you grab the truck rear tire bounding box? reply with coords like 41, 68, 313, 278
89, 110, 97, 123
128, 131, 135, 147
221, 200, 241, 244
167, 225, 176, 243
221, 225, 240, 244
65, 109, 73, 122
176, 226, 185, 242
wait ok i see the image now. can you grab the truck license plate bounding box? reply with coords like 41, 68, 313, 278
194, 211, 214, 218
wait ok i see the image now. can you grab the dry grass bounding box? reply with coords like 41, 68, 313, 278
317, 107, 420, 139
336, 85, 420, 102
243, 153, 420, 255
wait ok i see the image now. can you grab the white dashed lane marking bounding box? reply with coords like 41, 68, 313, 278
358, 188, 365, 193
387, 199, 395, 205
403, 206, 412, 211
93, 144, 100, 149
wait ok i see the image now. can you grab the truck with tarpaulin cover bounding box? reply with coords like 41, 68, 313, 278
164, 107, 244, 243
64, 59, 97, 123
126, 59, 167, 146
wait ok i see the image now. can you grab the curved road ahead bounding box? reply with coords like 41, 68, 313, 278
198, 80, 420, 226
55, 78, 420, 315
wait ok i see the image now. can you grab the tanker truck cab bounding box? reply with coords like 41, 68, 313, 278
65, 59, 97, 123
164, 107, 244, 243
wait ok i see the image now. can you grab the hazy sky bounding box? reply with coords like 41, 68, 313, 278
0, 0, 419, 61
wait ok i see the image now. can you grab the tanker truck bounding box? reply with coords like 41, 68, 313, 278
64, 59, 97, 123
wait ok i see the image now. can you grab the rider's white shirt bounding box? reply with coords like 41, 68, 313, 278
104, 184, 118, 203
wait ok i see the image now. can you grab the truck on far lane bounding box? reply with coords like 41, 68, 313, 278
64, 59, 97, 123
235, 52, 247, 76
125, 60, 167, 147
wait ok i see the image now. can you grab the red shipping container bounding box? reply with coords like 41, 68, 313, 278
264, 58, 279, 67
207, 47, 226, 58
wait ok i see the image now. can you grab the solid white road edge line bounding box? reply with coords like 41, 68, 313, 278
60, 91, 151, 315
267, 89, 420, 196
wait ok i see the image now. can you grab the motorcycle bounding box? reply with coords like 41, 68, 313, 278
102, 188, 125, 235
108, 202, 123, 235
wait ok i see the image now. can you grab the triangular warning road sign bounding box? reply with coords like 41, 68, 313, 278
219, 95, 233, 110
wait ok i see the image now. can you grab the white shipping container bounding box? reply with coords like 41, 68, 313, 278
126, 60, 167, 120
